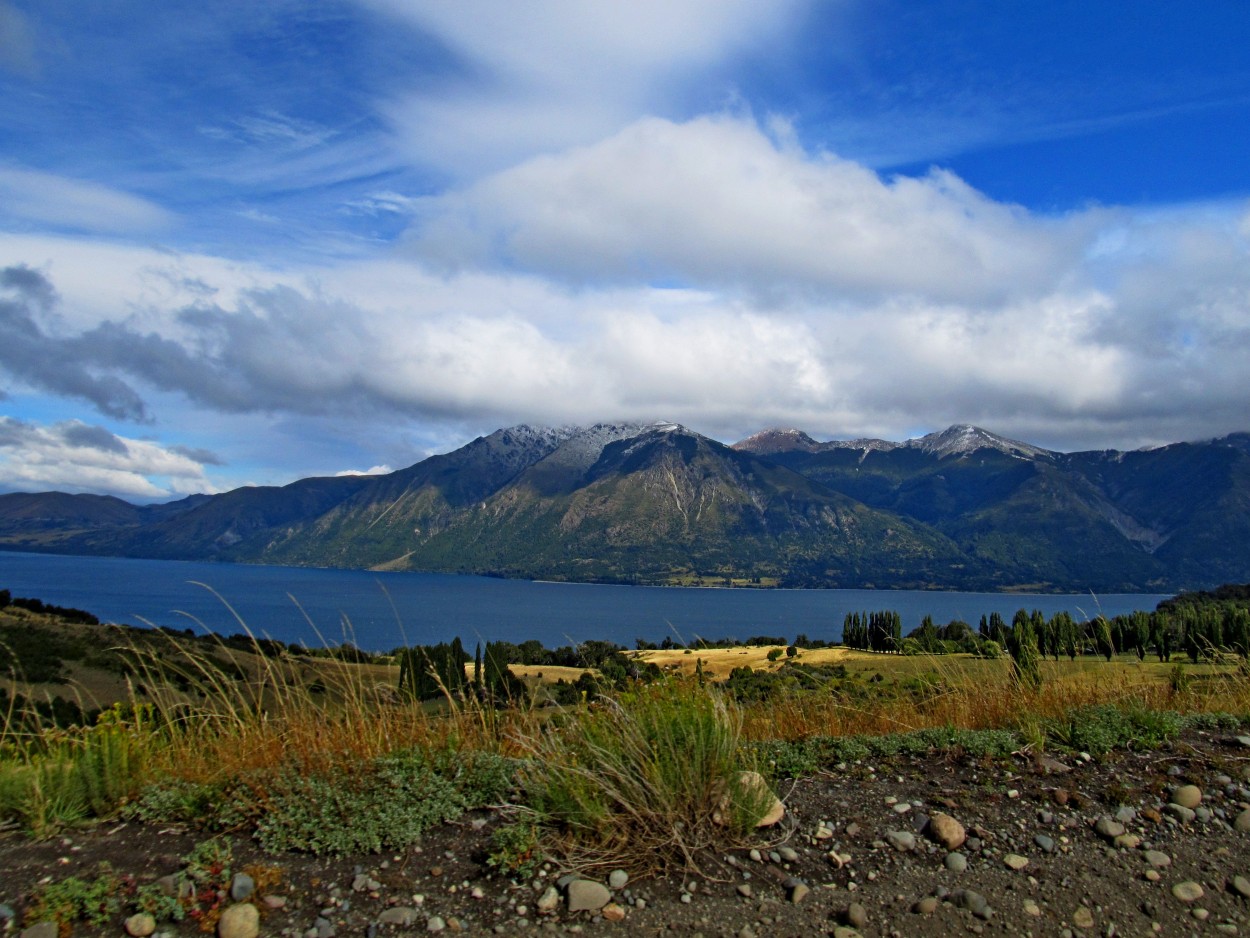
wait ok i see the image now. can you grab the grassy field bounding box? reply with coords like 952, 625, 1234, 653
3, 601, 1248, 891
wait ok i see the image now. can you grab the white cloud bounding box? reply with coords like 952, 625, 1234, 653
335, 464, 393, 477
0, 166, 174, 234
365, 0, 806, 175
408, 115, 1098, 304
0, 417, 219, 500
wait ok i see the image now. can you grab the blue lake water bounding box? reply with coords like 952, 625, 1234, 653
1, 551, 1170, 653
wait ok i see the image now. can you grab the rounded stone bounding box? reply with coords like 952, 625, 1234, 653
1232, 875, 1250, 899
944, 852, 968, 872
1034, 834, 1055, 853
1172, 881, 1205, 903
1094, 817, 1125, 840
229, 872, 256, 902
844, 902, 868, 928
124, 913, 156, 938
1143, 850, 1171, 868
1171, 785, 1203, 809
536, 886, 560, 915
1073, 906, 1095, 929
217, 903, 260, 938
1003, 853, 1029, 871
927, 812, 967, 850
608, 869, 629, 890
567, 880, 611, 913
913, 896, 939, 914
886, 830, 916, 852
1165, 804, 1197, 823
1235, 809, 1250, 833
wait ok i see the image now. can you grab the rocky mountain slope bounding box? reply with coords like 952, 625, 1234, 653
2, 422, 1248, 591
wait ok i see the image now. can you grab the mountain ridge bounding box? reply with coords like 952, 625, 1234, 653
2, 422, 1248, 592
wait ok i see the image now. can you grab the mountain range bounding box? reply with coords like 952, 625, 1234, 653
2, 421, 1248, 592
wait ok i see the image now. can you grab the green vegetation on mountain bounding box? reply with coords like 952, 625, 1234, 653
1, 422, 1248, 591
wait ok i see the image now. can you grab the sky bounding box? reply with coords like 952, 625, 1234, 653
1, 0, 1249, 501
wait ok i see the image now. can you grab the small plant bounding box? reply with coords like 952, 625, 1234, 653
242, 747, 512, 855
487, 819, 542, 879
26, 865, 123, 931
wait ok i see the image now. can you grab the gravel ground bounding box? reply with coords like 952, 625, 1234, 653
4, 729, 1250, 937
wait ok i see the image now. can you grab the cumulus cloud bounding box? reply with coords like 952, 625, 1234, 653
0, 417, 219, 500
0, 166, 173, 234
408, 115, 1097, 304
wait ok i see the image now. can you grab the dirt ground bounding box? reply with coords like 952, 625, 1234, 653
5, 728, 1250, 937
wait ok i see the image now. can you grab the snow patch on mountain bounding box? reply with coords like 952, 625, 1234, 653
907, 424, 1053, 460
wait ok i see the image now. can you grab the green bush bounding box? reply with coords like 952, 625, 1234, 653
1043, 705, 1186, 755
520, 681, 775, 874
246, 748, 516, 855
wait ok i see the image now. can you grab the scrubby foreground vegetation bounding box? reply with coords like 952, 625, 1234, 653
3, 586, 1250, 934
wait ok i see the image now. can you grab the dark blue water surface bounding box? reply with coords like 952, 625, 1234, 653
1, 552, 1170, 653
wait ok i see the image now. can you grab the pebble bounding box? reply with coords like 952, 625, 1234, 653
608, 870, 629, 890
1094, 818, 1125, 841
1035, 834, 1056, 853
567, 880, 611, 913
230, 873, 256, 902
787, 882, 810, 904
18, 923, 56, 938
1232, 875, 1250, 899
952, 889, 991, 920
1143, 850, 1171, 868
928, 812, 967, 850
378, 909, 420, 927
1172, 785, 1203, 809
536, 886, 560, 915
1073, 906, 1095, 929
601, 903, 626, 922
1004, 854, 1029, 871
124, 913, 156, 937
945, 852, 968, 872
736, 884, 753, 898
426, 916, 446, 932
778, 846, 799, 863
1166, 804, 1197, 823
913, 896, 939, 914
1023, 899, 1041, 917
1172, 881, 1205, 903
1235, 809, 1250, 833
217, 903, 260, 938
886, 830, 916, 851
844, 902, 868, 928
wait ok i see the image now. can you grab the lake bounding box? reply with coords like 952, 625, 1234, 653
0, 551, 1169, 653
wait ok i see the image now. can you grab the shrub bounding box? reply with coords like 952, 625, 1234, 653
518, 681, 776, 875
244, 748, 516, 855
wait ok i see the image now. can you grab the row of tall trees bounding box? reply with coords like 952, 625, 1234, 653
396, 638, 523, 702
842, 611, 903, 653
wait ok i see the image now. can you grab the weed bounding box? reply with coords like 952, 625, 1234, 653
242, 747, 511, 855
518, 680, 776, 876
27, 865, 123, 931
488, 819, 542, 879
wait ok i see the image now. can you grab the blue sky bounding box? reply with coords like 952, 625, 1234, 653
1, 0, 1249, 500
